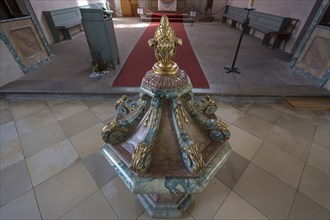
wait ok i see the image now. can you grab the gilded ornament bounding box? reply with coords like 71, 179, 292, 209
151, 108, 158, 128
179, 105, 189, 123
185, 145, 205, 175
144, 110, 152, 127
148, 16, 182, 75
101, 119, 129, 144
131, 143, 152, 174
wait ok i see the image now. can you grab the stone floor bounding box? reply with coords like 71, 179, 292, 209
0, 97, 329, 219
1, 18, 329, 98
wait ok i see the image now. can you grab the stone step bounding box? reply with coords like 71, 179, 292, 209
145, 12, 189, 18
140, 15, 193, 23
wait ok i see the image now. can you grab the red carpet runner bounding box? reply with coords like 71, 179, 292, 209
113, 22, 209, 88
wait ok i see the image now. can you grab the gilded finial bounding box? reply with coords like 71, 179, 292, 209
148, 16, 182, 75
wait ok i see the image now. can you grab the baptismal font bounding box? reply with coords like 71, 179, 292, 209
101, 16, 231, 218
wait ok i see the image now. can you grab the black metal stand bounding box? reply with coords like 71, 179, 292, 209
224, 8, 255, 74
190, 7, 196, 26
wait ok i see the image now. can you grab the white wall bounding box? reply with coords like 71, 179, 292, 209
227, 0, 317, 53
108, 0, 123, 17
0, 40, 24, 87
30, 0, 105, 44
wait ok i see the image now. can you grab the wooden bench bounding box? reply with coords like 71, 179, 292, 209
43, 7, 82, 43
222, 5, 248, 28
222, 5, 293, 47
267, 19, 299, 50
249, 11, 292, 45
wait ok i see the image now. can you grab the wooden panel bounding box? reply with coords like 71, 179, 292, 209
285, 97, 330, 110
80, 8, 119, 68
0, 18, 48, 68
296, 27, 330, 80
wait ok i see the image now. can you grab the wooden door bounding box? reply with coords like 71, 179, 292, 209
120, 0, 139, 17
130, 0, 139, 17
120, 0, 132, 17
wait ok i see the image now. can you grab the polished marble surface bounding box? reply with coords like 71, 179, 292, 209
0, 98, 329, 219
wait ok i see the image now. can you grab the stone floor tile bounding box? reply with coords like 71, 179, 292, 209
20, 122, 67, 157
214, 191, 268, 219
229, 102, 251, 112
284, 108, 322, 125
102, 176, 144, 219
35, 161, 98, 220
276, 112, 317, 141
234, 113, 274, 140
82, 99, 109, 108
318, 116, 330, 127
187, 178, 230, 219
0, 160, 32, 206
253, 144, 305, 189
70, 123, 105, 158
320, 111, 330, 120
10, 99, 48, 119
49, 99, 88, 121
314, 123, 330, 150
0, 190, 41, 220
308, 143, 330, 174
0, 108, 13, 125
228, 125, 263, 160
46, 99, 69, 107
299, 164, 330, 210
289, 192, 330, 219
0, 121, 18, 144
216, 151, 250, 189
59, 109, 100, 137
265, 126, 312, 161
0, 99, 9, 110
137, 211, 193, 219
215, 102, 243, 124
90, 100, 117, 122
26, 139, 79, 186
83, 150, 117, 187
246, 103, 283, 123
0, 138, 24, 170
60, 190, 117, 219
15, 108, 57, 136
234, 163, 296, 219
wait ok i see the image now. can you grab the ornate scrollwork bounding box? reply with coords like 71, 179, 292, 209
181, 145, 205, 175
131, 143, 153, 174
115, 95, 139, 115
194, 95, 219, 115
206, 118, 230, 141
101, 119, 129, 144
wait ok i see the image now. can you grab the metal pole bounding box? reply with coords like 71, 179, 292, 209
224, 8, 255, 74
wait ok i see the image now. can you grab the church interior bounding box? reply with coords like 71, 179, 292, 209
0, 0, 329, 219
